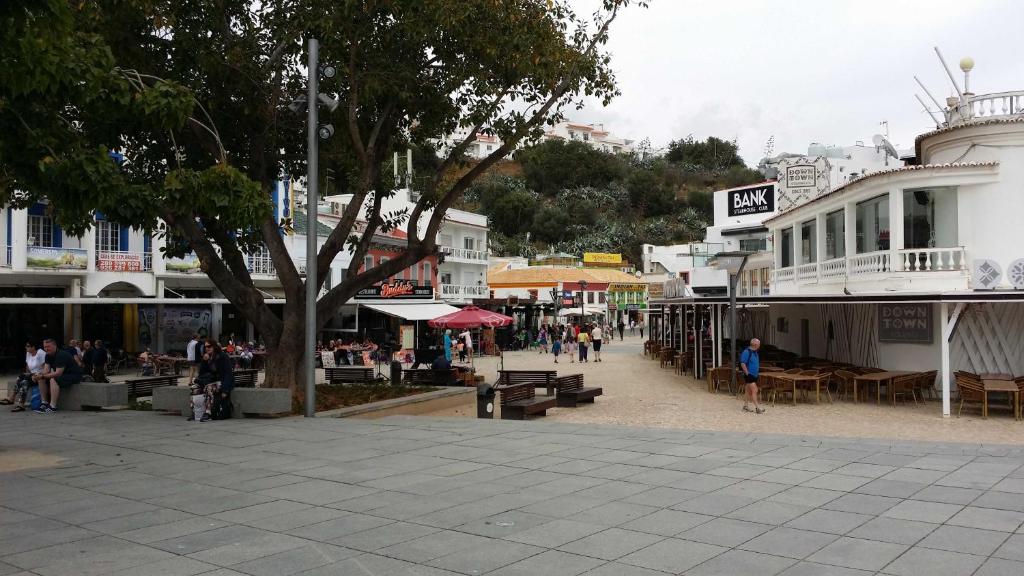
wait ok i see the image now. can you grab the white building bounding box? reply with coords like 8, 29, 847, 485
327, 187, 489, 304
542, 121, 634, 154
655, 66, 1024, 417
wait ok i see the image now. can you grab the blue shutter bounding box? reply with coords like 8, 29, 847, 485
53, 223, 62, 248
119, 225, 128, 251
6, 208, 11, 248
144, 233, 151, 255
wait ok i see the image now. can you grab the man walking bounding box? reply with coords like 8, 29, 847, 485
740, 338, 765, 414
187, 333, 200, 381
617, 319, 625, 341
591, 324, 603, 362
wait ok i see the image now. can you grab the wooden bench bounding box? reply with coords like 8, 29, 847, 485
125, 375, 180, 400
497, 369, 557, 396
234, 369, 259, 388
325, 366, 375, 385
555, 374, 603, 408
402, 368, 458, 386
499, 383, 557, 420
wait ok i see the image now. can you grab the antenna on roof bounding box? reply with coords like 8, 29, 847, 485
914, 94, 943, 128
872, 134, 900, 167
934, 47, 965, 101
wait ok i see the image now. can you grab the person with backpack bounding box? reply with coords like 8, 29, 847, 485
740, 338, 765, 414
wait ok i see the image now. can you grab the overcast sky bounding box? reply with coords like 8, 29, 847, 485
568, 0, 1024, 165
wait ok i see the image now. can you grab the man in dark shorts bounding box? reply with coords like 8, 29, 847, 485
740, 338, 764, 414
33, 338, 82, 413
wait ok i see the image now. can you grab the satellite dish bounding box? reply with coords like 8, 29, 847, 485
973, 259, 1003, 290
872, 134, 900, 161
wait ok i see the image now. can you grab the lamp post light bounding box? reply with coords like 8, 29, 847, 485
711, 251, 750, 396
578, 279, 588, 323
550, 287, 560, 324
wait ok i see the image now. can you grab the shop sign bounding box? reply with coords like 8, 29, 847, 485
356, 280, 433, 299
97, 251, 143, 272
607, 302, 617, 311
26, 246, 87, 270
583, 252, 622, 264
562, 297, 576, 306
166, 253, 202, 274
608, 283, 647, 292
727, 183, 775, 217
785, 165, 817, 188
878, 304, 933, 344
626, 304, 641, 310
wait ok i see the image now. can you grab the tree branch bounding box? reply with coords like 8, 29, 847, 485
261, 216, 303, 295
315, 247, 427, 326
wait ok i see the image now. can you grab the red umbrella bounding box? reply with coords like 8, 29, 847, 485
428, 306, 513, 329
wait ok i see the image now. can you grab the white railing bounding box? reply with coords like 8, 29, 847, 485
900, 247, 967, 272
441, 284, 489, 297
820, 257, 847, 281
249, 255, 276, 276
796, 263, 819, 283
947, 91, 1024, 126
849, 250, 891, 276
440, 245, 487, 261
773, 267, 795, 283
96, 250, 152, 272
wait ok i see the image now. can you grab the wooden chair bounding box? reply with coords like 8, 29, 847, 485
833, 369, 857, 401
890, 373, 919, 405
915, 370, 938, 401
709, 367, 735, 394
955, 374, 985, 417
861, 367, 885, 374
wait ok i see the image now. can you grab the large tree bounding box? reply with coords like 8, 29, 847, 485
1, 0, 640, 392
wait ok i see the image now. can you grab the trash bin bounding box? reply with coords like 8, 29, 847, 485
477, 383, 495, 419
390, 360, 402, 384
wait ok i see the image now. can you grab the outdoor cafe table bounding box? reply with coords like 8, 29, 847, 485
769, 372, 831, 405
852, 371, 916, 404
981, 378, 1021, 420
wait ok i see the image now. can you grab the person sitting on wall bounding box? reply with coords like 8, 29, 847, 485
32, 338, 83, 413
2, 341, 46, 412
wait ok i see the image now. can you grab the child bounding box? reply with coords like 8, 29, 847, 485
563, 332, 576, 364
551, 338, 561, 363
457, 341, 466, 363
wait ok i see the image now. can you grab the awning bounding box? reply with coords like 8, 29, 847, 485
720, 225, 768, 236
360, 301, 460, 321
558, 307, 606, 317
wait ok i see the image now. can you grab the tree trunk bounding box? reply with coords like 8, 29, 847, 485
261, 309, 306, 405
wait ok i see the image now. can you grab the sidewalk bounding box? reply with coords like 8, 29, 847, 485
2, 410, 1024, 575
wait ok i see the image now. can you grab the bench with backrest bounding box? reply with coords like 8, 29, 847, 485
325, 366, 375, 385
233, 369, 259, 388
402, 368, 458, 386
497, 370, 557, 396
125, 375, 180, 400
499, 382, 557, 420
555, 373, 602, 408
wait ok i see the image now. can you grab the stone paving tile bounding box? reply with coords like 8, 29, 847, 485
853, 479, 928, 499
880, 546, 986, 576
375, 530, 492, 564
846, 516, 938, 545
677, 517, 773, 548
558, 527, 665, 561
768, 486, 843, 508
881, 500, 963, 524
822, 493, 902, 515
726, 501, 814, 526
620, 486, 701, 508
786, 459, 847, 474
427, 540, 545, 575
806, 537, 909, 572
777, 561, 872, 576
684, 548, 796, 576
105, 556, 216, 576
229, 543, 358, 576
783, 509, 872, 535
580, 561, 673, 576
567, 501, 660, 527
503, 519, 606, 548
975, 557, 1024, 576
487, 549, 605, 576
619, 509, 712, 537
917, 524, 1011, 556
755, 468, 823, 486
618, 538, 727, 574
992, 533, 1024, 562
946, 506, 1024, 532
671, 493, 755, 516
295, 553, 462, 576
333, 521, 439, 552
287, 514, 393, 543
801, 474, 872, 492
739, 527, 839, 560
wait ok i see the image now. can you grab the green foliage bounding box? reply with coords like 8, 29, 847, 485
665, 136, 746, 171
516, 140, 628, 196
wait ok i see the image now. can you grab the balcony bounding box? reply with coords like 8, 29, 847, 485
96, 250, 152, 272
773, 247, 969, 292
946, 91, 1024, 126
248, 255, 276, 276
440, 245, 487, 262
440, 284, 489, 299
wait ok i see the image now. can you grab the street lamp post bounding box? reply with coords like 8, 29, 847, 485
578, 279, 588, 322
712, 252, 750, 396
303, 38, 320, 418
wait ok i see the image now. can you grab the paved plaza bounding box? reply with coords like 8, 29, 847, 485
3, 410, 1024, 575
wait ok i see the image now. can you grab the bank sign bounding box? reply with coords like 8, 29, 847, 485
727, 184, 775, 217
878, 304, 933, 344
356, 280, 433, 299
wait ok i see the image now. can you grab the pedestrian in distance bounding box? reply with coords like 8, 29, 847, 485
740, 338, 765, 414
638, 319, 645, 339
617, 319, 625, 341
577, 328, 590, 363
563, 330, 576, 364
551, 337, 561, 363
591, 324, 603, 362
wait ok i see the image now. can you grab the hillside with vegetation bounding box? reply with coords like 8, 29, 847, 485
454, 136, 764, 266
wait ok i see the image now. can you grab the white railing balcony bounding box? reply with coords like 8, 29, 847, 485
249, 255, 276, 276
947, 91, 1024, 126
440, 245, 487, 262
772, 267, 795, 284
900, 247, 967, 272
440, 284, 489, 298
796, 263, 819, 283
820, 257, 847, 281
95, 250, 152, 272
849, 250, 892, 277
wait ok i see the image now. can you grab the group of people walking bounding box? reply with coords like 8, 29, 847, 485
529, 322, 604, 364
